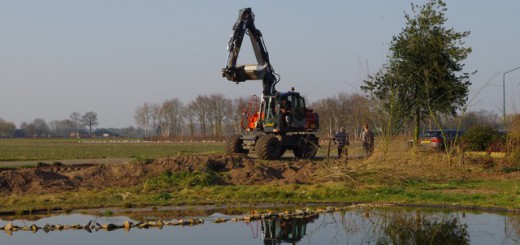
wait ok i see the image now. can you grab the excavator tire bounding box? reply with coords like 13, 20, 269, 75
279, 147, 287, 158
256, 135, 282, 160
225, 134, 248, 154
293, 135, 318, 159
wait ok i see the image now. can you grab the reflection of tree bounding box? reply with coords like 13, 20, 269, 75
505, 215, 520, 243
319, 208, 473, 244
261, 215, 319, 245
378, 211, 469, 245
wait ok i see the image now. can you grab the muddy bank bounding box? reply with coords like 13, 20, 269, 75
0, 155, 319, 195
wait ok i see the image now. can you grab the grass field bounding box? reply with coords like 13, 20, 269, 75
0, 138, 224, 162
0, 137, 366, 163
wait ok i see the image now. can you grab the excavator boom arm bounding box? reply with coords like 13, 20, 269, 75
222, 8, 278, 96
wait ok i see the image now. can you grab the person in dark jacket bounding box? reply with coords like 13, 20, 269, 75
333, 127, 349, 158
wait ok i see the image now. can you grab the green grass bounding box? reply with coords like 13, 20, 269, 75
2, 180, 520, 213
0, 138, 224, 161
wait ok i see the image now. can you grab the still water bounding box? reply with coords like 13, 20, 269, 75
1, 206, 519, 244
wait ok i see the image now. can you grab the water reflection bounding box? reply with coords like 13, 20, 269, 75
262, 214, 319, 244
0, 206, 519, 245
376, 210, 470, 244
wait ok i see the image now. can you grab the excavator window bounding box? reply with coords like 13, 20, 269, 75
292, 96, 306, 122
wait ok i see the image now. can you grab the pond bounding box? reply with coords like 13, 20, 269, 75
1, 205, 519, 244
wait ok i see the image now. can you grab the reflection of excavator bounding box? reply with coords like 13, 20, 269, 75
261, 215, 319, 245
222, 8, 319, 160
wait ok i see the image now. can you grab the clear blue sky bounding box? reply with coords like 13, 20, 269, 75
1, 0, 519, 128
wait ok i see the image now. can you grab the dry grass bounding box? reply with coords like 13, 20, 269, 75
313, 159, 357, 183
315, 136, 497, 186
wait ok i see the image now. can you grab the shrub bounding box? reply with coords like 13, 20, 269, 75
158, 192, 173, 201
52, 161, 64, 166
506, 115, 520, 165
134, 157, 154, 165
461, 125, 503, 151
150, 170, 220, 188
36, 162, 49, 167
466, 155, 495, 169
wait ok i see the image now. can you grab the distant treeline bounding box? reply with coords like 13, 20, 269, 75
0, 92, 504, 139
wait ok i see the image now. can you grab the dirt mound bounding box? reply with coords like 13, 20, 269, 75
0, 155, 319, 195
0, 168, 76, 194
225, 159, 317, 185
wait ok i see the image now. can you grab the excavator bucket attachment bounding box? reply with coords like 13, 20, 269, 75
222, 64, 267, 82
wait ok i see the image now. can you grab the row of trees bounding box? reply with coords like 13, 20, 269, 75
1, 96, 504, 140
132, 91, 503, 140
134, 94, 245, 139
133, 93, 379, 140
0, 111, 99, 138
311, 93, 373, 139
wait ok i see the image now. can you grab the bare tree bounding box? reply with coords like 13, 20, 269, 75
191, 95, 211, 138
32, 118, 49, 137
69, 112, 82, 137
311, 92, 372, 139
183, 103, 197, 138
208, 94, 232, 138
451, 109, 500, 130
160, 98, 184, 138
49, 119, 74, 137
150, 103, 162, 137
82, 111, 99, 137
0, 118, 16, 138
20, 121, 36, 138
312, 97, 341, 138
134, 103, 153, 138
18, 118, 48, 138
337, 93, 372, 139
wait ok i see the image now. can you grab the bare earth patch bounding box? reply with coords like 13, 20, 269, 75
0, 155, 320, 195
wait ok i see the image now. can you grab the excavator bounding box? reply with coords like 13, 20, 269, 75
222, 8, 319, 160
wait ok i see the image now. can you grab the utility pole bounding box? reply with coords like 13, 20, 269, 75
503, 67, 520, 122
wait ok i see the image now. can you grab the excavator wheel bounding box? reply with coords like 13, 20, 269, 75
293, 135, 318, 159
279, 147, 287, 158
225, 134, 248, 154
256, 135, 282, 160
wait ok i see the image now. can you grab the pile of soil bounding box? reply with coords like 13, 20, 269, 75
0, 155, 320, 195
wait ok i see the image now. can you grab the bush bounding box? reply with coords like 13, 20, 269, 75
52, 161, 64, 166
506, 115, 520, 165
36, 162, 49, 167
150, 170, 220, 188
461, 125, 503, 151
466, 155, 495, 169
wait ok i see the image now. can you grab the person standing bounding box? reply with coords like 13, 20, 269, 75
334, 127, 349, 158
362, 123, 375, 155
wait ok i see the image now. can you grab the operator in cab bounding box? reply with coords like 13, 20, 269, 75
280, 98, 292, 127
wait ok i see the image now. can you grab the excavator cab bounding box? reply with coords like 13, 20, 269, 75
279, 92, 306, 129
253, 91, 307, 133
